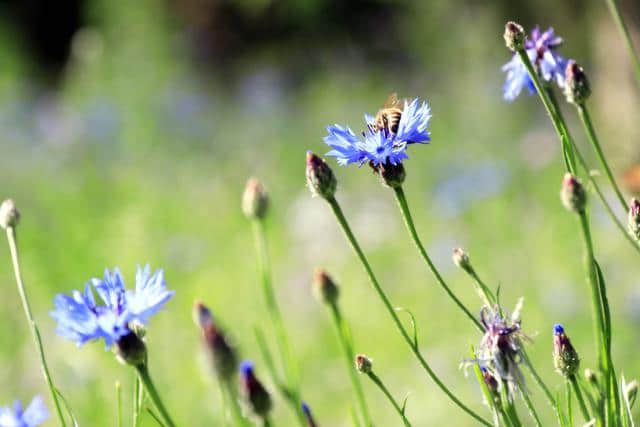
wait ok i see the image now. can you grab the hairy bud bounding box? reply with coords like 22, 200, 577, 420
312, 268, 339, 305
452, 248, 472, 272
560, 173, 587, 213
0, 199, 20, 229
355, 354, 372, 374
628, 198, 640, 241
115, 331, 147, 366
306, 151, 337, 199
371, 161, 406, 189
242, 178, 269, 220
565, 60, 591, 105
240, 361, 272, 417
504, 21, 525, 51
193, 301, 237, 381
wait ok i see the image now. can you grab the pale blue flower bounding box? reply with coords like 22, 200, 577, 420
51, 265, 174, 348
0, 396, 48, 427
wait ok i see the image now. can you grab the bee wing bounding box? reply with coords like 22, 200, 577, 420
383, 92, 400, 108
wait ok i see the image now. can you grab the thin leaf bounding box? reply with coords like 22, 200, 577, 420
622, 375, 635, 427
401, 394, 410, 415
395, 307, 418, 348
146, 408, 167, 427
254, 326, 293, 401
55, 388, 79, 427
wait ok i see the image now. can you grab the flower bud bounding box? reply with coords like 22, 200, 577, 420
302, 401, 318, 427
452, 248, 472, 272
312, 268, 339, 305
193, 301, 237, 381
371, 161, 405, 189
584, 368, 597, 385
306, 151, 337, 200
553, 324, 580, 378
355, 354, 372, 374
560, 173, 587, 213
504, 21, 525, 51
628, 198, 640, 241
480, 366, 500, 403
242, 178, 269, 220
564, 60, 591, 105
115, 331, 147, 366
240, 361, 272, 417
0, 199, 20, 229
625, 380, 638, 407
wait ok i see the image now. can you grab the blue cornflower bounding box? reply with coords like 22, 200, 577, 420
0, 396, 48, 427
324, 97, 431, 166
50, 265, 174, 349
502, 26, 568, 101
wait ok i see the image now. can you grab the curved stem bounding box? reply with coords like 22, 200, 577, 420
393, 187, 483, 332
5, 227, 66, 426
517, 49, 576, 173
604, 0, 640, 88
520, 351, 560, 415
135, 363, 176, 427
329, 303, 371, 426
521, 390, 542, 427
576, 103, 627, 209
251, 220, 305, 426
569, 375, 591, 423
327, 196, 491, 426
366, 371, 412, 427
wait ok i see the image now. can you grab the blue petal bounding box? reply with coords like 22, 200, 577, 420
125, 265, 175, 325
22, 396, 48, 427
93, 267, 126, 314
323, 125, 366, 165
395, 98, 431, 144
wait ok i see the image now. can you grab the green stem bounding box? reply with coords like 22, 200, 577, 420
327, 196, 491, 426
566, 380, 573, 426
569, 375, 591, 423
517, 49, 576, 173
116, 381, 122, 427
5, 227, 66, 426
251, 220, 305, 426
576, 103, 627, 209
393, 187, 483, 332
604, 0, 640, 88
366, 371, 412, 427
521, 350, 557, 412
133, 373, 141, 427
467, 268, 496, 308
135, 364, 176, 427
329, 303, 371, 426
521, 391, 542, 427
224, 382, 249, 427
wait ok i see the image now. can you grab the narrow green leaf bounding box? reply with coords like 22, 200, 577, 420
395, 307, 418, 348
55, 388, 78, 427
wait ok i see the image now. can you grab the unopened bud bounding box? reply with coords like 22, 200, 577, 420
355, 354, 372, 374
193, 301, 237, 381
312, 268, 339, 305
628, 198, 640, 241
504, 21, 525, 51
115, 331, 147, 366
584, 368, 597, 384
560, 173, 587, 213
0, 199, 20, 229
371, 161, 405, 189
564, 60, 591, 105
553, 324, 580, 377
306, 151, 337, 200
480, 366, 500, 403
302, 401, 318, 427
625, 380, 638, 408
452, 248, 472, 272
240, 361, 272, 417
242, 178, 269, 220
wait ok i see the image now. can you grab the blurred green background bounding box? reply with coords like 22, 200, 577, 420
1, 0, 640, 425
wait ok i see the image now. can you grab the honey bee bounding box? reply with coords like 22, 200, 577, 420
373, 93, 404, 134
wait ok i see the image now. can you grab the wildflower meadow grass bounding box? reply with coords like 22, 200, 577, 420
2, 1, 640, 426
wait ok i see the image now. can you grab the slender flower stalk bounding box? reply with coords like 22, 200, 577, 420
392, 186, 483, 332
569, 376, 591, 423
307, 151, 491, 426
604, 0, 640, 88
312, 269, 371, 426
356, 355, 412, 427
243, 178, 305, 425
135, 363, 176, 427
0, 199, 66, 426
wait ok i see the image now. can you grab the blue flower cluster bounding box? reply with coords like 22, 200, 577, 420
0, 396, 48, 427
502, 27, 567, 101
50, 265, 174, 348
324, 97, 431, 166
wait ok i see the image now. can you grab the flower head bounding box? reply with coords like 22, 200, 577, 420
0, 199, 19, 229
50, 265, 174, 349
324, 97, 431, 166
560, 173, 587, 213
193, 301, 237, 381
553, 324, 580, 377
242, 177, 269, 220
476, 299, 527, 397
0, 396, 48, 427
502, 26, 568, 101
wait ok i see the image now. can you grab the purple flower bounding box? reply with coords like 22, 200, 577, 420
502, 26, 568, 101
50, 265, 174, 349
0, 396, 48, 427
324, 97, 431, 166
